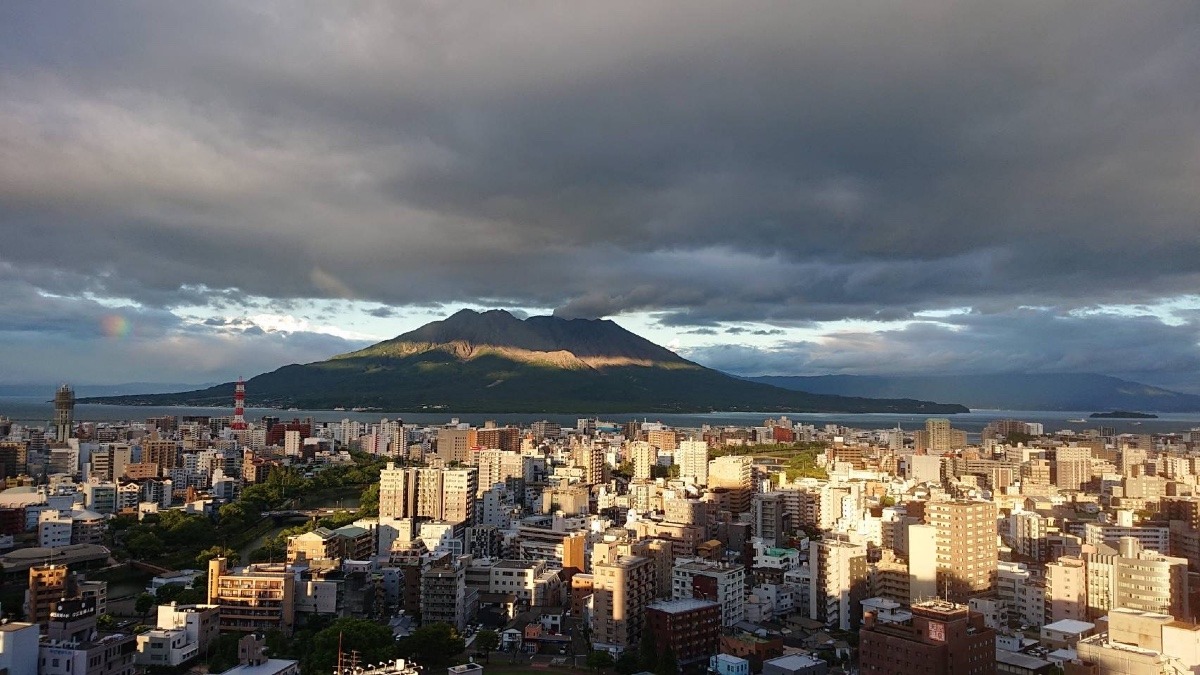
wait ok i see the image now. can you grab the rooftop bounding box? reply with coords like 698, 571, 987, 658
494, 560, 540, 569
764, 654, 826, 670
1042, 619, 1095, 634
333, 525, 369, 537
647, 598, 720, 614
0, 544, 110, 572
995, 650, 1051, 670
215, 658, 299, 675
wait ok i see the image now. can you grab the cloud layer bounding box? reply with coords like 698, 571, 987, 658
2, 2, 1199, 385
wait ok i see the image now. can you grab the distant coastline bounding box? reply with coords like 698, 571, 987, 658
1090, 410, 1159, 419
5, 396, 1200, 436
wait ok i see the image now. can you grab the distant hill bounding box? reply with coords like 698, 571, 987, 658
80, 309, 968, 414
0, 382, 217, 397
746, 373, 1200, 412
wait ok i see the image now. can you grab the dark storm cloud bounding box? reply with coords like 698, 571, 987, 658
2, 2, 1199, 382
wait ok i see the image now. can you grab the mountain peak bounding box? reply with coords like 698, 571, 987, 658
78, 308, 971, 414
352, 309, 691, 365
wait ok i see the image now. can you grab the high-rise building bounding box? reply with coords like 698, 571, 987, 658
25, 564, 69, 626
54, 384, 74, 444
630, 441, 657, 480
646, 599, 720, 675
474, 426, 520, 453
1044, 556, 1087, 623
1113, 537, 1189, 618
672, 559, 746, 627
808, 538, 868, 630
907, 524, 938, 603
436, 428, 471, 464
913, 418, 966, 454
859, 599, 996, 675
571, 444, 606, 486
379, 462, 414, 520
88, 443, 131, 482
708, 455, 753, 514
142, 439, 179, 477
0, 441, 28, 479
676, 440, 709, 486
592, 555, 655, 650
421, 555, 468, 631
926, 500, 998, 603
377, 463, 476, 525
442, 468, 478, 526
708, 455, 752, 489
647, 429, 677, 453
1055, 446, 1092, 491
752, 492, 787, 547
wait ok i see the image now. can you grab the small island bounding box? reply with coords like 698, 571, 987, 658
1090, 410, 1159, 419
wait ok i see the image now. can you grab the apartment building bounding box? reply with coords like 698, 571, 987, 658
206, 558, 295, 636
926, 500, 998, 603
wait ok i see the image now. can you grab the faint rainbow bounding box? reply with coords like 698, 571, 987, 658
100, 314, 131, 339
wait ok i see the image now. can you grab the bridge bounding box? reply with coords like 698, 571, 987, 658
130, 559, 174, 576
264, 508, 345, 518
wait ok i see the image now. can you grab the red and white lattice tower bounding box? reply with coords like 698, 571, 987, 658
231, 377, 248, 430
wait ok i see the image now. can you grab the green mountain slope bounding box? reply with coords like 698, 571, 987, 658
81, 310, 968, 414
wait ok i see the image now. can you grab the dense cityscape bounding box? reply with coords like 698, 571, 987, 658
0, 382, 1198, 675
4, 3, 1198, 675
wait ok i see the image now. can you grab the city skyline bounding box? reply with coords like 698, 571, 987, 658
2, 3, 1199, 390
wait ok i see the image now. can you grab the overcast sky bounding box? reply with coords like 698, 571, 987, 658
2, 2, 1199, 391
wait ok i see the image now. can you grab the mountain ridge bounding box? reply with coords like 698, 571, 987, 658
79, 310, 968, 414
747, 373, 1200, 412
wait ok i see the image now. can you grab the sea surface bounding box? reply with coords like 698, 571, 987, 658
3, 396, 1199, 435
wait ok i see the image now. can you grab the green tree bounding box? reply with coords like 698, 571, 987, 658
614, 650, 640, 675
474, 630, 499, 661
175, 587, 206, 605
587, 650, 615, 673
155, 584, 185, 603
126, 531, 165, 558
638, 632, 658, 672
308, 618, 398, 675
196, 545, 238, 567
206, 632, 243, 673
135, 593, 156, 618
396, 623, 466, 670
97, 613, 117, 630
218, 502, 250, 528
358, 483, 380, 517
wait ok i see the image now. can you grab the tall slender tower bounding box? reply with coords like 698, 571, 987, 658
54, 384, 75, 443
230, 377, 247, 430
